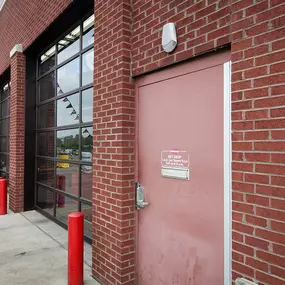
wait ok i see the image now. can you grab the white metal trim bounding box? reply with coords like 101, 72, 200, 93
224, 61, 232, 285
10, 44, 23, 58
0, 0, 6, 11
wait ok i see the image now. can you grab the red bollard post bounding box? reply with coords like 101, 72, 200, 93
0, 178, 7, 215
68, 212, 84, 285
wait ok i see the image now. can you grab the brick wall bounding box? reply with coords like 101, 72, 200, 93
0, 0, 284, 284
132, 0, 231, 76
231, 1, 285, 284
0, 0, 71, 75
93, 1, 135, 285
9, 51, 25, 212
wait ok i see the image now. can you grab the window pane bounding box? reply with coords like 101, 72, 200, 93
38, 72, 56, 102
57, 26, 80, 65
37, 159, 55, 187
82, 88, 93, 123
39, 46, 56, 75
1, 99, 9, 117
1, 83, 9, 101
57, 93, 79, 127
82, 49, 94, 86
0, 154, 7, 172
81, 166, 92, 201
0, 136, 7, 153
36, 185, 54, 215
0, 118, 8, 134
56, 163, 79, 197
37, 101, 55, 129
81, 203, 92, 239
56, 197, 78, 225
81, 126, 93, 161
83, 15, 94, 49
57, 58, 79, 95
37, 131, 55, 157
57, 129, 79, 160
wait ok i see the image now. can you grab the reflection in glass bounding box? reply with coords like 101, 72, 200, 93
37, 185, 54, 215
0, 137, 7, 153
82, 88, 93, 123
56, 163, 79, 197
57, 26, 80, 64
0, 154, 7, 172
39, 46, 56, 75
37, 101, 55, 129
37, 131, 55, 157
81, 203, 92, 238
83, 15, 94, 49
56, 197, 78, 225
0, 118, 8, 134
82, 49, 94, 86
57, 128, 79, 160
81, 127, 93, 158
1, 99, 9, 117
38, 72, 56, 102
57, 58, 79, 95
81, 166, 92, 201
1, 83, 9, 100
57, 93, 79, 127
37, 159, 55, 187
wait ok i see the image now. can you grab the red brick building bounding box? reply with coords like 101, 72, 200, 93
0, 0, 284, 285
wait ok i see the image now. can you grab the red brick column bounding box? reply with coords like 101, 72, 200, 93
9, 45, 25, 212
92, 1, 135, 285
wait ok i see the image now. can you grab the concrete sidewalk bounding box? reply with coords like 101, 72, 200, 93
0, 211, 99, 285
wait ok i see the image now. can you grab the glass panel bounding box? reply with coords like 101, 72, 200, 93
37, 131, 55, 157
38, 72, 56, 102
1, 99, 8, 117
36, 185, 54, 215
56, 197, 78, 225
39, 46, 56, 75
57, 93, 79, 127
83, 15, 94, 49
6, 155, 9, 173
81, 127, 93, 160
0, 171, 8, 179
1, 83, 9, 101
82, 88, 93, 123
37, 101, 55, 129
0, 154, 7, 172
56, 163, 79, 196
81, 203, 92, 238
57, 26, 80, 65
81, 166, 92, 201
56, 128, 79, 160
0, 136, 7, 153
57, 58, 80, 95
0, 118, 8, 134
37, 159, 55, 187
82, 49, 94, 86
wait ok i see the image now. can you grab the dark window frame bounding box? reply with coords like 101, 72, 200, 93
0, 81, 10, 180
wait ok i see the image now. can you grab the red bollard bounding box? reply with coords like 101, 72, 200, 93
0, 178, 7, 215
68, 212, 84, 285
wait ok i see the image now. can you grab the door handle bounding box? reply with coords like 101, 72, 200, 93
135, 182, 149, 210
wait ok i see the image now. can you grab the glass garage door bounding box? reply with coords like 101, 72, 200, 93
35, 14, 94, 239
0, 82, 10, 180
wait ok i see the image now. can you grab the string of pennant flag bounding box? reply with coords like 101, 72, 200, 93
57, 83, 91, 136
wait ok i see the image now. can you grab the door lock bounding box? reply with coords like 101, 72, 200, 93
135, 183, 149, 210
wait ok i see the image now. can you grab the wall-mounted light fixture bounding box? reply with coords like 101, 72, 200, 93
162, 23, 177, 53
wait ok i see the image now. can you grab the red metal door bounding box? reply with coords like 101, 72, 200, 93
136, 52, 230, 285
